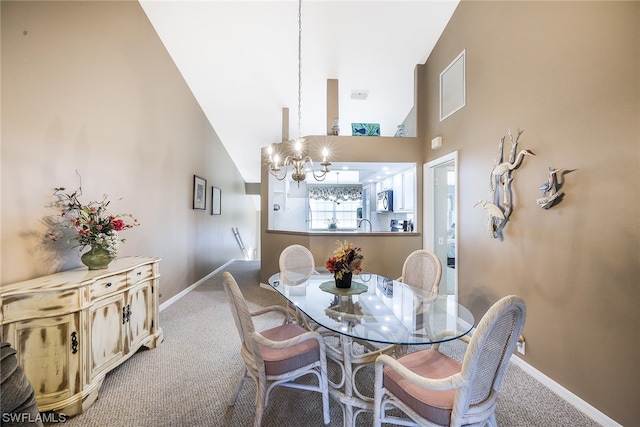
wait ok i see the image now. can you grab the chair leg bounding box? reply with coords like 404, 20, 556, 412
372, 395, 383, 427
229, 367, 247, 406
373, 363, 385, 427
253, 378, 268, 427
320, 368, 330, 424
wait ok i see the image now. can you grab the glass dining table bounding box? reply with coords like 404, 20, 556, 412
268, 270, 474, 427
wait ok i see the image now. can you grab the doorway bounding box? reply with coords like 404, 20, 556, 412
424, 152, 458, 296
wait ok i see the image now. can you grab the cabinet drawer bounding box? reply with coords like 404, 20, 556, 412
128, 264, 153, 285
2, 290, 80, 321
88, 274, 127, 302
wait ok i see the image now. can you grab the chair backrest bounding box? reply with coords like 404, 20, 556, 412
222, 272, 264, 367
400, 249, 442, 293
452, 295, 526, 425
279, 244, 315, 285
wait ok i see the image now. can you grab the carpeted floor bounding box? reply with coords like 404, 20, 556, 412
46, 261, 602, 426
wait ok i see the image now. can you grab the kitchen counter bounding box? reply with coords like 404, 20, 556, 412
266, 230, 420, 236
261, 229, 422, 284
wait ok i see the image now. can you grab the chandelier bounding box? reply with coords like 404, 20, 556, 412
266, 0, 330, 184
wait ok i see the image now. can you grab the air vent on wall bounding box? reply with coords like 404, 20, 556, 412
350, 90, 369, 100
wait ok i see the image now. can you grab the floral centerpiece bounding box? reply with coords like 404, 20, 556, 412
325, 240, 363, 288
326, 218, 339, 230
47, 187, 139, 269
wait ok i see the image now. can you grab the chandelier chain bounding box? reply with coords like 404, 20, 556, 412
265, 0, 330, 185
297, 0, 302, 140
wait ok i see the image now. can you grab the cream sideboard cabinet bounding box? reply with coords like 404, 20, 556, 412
0, 256, 163, 417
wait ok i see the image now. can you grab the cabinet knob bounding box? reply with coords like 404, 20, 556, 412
105, 282, 112, 287
136, 271, 142, 276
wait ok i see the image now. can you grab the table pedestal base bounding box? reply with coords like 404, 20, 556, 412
324, 332, 397, 427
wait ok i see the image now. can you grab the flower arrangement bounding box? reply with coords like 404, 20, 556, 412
325, 240, 363, 279
326, 217, 339, 230
47, 187, 139, 257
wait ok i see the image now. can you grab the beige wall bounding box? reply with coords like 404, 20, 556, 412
1, 1, 258, 302
421, 1, 639, 425
4, 1, 637, 424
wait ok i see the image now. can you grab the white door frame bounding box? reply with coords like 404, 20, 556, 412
424, 151, 458, 295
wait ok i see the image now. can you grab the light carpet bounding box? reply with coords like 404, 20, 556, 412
45, 261, 602, 426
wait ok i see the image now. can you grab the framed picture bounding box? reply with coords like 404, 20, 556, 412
212, 187, 221, 215
351, 123, 380, 136
193, 175, 206, 210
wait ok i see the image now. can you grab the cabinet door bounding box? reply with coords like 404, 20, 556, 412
125, 280, 152, 354
392, 174, 403, 210
403, 170, 415, 211
88, 292, 125, 383
3, 313, 81, 408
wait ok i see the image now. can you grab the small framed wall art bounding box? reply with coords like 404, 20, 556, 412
193, 175, 207, 210
212, 187, 221, 215
351, 123, 380, 136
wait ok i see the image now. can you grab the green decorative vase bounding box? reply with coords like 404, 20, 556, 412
81, 246, 115, 270
335, 272, 353, 289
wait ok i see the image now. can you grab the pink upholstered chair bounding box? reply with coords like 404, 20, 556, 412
222, 272, 330, 427
397, 249, 442, 294
373, 295, 526, 427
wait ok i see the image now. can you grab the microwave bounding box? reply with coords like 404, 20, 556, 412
376, 190, 393, 212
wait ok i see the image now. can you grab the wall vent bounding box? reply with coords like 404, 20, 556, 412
350, 90, 369, 100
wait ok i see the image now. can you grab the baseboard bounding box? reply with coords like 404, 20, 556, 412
509, 355, 621, 427
159, 259, 236, 311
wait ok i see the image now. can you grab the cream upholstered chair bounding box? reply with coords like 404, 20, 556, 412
373, 295, 526, 427
397, 249, 442, 293
279, 244, 317, 285
222, 272, 330, 427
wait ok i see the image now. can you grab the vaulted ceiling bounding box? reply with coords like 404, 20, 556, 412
139, 0, 459, 183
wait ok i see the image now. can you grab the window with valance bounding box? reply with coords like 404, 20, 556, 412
307, 185, 362, 202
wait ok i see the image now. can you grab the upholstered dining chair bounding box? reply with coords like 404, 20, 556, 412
373, 295, 526, 427
222, 272, 330, 427
397, 249, 442, 293
279, 244, 317, 285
